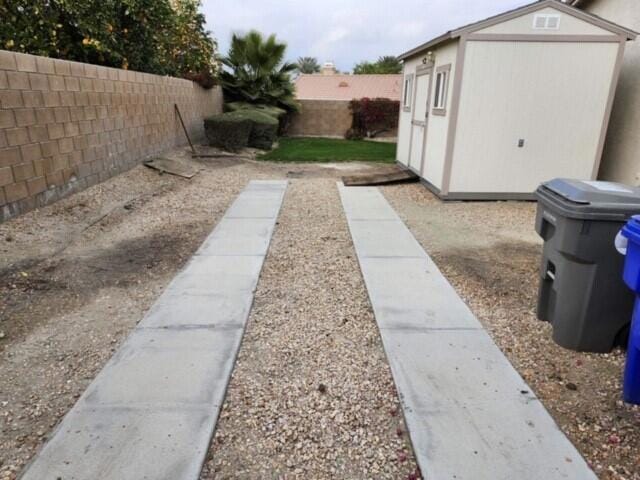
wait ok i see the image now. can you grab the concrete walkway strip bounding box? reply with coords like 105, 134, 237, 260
338, 183, 597, 480
21, 180, 288, 480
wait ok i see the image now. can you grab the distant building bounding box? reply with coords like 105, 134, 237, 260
320, 61, 338, 75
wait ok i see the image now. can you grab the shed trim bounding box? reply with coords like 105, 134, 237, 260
440, 36, 468, 195
398, 0, 636, 61
592, 38, 627, 179
466, 33, 623, 42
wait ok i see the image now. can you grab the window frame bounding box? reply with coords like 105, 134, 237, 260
532, 14, 561, 30
402, 74, 414, 112
432, 64, 451, 116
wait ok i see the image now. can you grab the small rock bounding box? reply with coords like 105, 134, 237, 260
566, 382, 578, 391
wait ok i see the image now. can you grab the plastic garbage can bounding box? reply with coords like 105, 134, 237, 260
619, 216, 640, 404
535, 178, 640, 352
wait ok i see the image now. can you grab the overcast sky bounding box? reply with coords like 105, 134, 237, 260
203, 0, 533, 72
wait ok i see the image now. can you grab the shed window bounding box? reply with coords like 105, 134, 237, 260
533, 14, 561, 30
403, 74, 414, 110
433, 70, 448, 110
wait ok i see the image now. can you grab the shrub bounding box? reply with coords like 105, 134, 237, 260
225, 102, 286, 119
204, 112, 252, 151
231, 110, 279, 150
225, 101, 289, 135
348, 97, 400, 139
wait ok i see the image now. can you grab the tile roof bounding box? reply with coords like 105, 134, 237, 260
294, 74, 402, 101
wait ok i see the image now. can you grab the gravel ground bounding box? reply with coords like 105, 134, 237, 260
383, 183, 640, 480
0, 150, 399, 479
201, 178, 419, 479
2, 151, 638, 480
0, 149, 268, 479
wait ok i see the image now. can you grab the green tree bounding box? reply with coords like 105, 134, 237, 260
219, 30, 298, 111
296, 56, 320, 74
171, 0, 219, 86
0, 0, 217, 86
353, 55, 402, 74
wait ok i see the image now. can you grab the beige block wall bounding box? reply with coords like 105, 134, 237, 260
288, 100, 353, 138
0, 50, 223, 222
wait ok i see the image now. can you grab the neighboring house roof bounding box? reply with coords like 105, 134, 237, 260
398, 0, 636, 61
294, 74, 402, 101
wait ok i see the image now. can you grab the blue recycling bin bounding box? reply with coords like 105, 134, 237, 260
620, 215, 640, 404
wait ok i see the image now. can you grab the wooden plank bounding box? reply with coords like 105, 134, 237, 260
144, 157, 200, 179
342, 168, 419, 187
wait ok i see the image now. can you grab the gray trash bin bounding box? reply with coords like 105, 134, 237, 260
535, 178, 640, 352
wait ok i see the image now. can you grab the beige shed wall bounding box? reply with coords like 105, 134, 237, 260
449, 40, 618, 194
581, 0, 640, 184
476, 6, 612, 35
0, 50, 222, 222
396, 56, 422, 166
421, 41, 458, 189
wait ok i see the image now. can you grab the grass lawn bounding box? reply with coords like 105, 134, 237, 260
259, 137, 396, 163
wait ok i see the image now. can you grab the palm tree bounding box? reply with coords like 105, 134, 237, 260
375, 55, 402, 74
219, 30, 298, 111
296, 56, 320, 74
353, 56, 402, 75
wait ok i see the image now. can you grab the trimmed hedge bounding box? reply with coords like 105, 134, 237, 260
204, 112, 252, 151
233, 110, 279, 150
203, 109, 279, 151
225, 101, 289, 135
225, 101, 287, 119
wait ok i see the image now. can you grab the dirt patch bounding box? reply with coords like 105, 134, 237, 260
0, 148, 381, 479
383, 182, 640, 480
437, 241, 542, 307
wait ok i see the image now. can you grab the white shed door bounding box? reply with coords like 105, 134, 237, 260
409, 71, 431, 173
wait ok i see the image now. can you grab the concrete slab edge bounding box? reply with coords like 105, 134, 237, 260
19, 180, 288, 480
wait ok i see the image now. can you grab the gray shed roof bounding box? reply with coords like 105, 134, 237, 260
398, 0, 636, 61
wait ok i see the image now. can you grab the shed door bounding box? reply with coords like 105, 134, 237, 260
409, 70, 431, 173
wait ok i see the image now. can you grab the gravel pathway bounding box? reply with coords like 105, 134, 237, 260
383, 183, 640, 480
201, 178, 420, 479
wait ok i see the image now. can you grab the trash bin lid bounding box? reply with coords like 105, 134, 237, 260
536, 178, 640, 221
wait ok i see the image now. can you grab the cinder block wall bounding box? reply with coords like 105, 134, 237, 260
288, 99, 352, 138
0, 50, 223, 222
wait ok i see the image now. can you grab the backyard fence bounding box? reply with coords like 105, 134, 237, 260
0, 50, 223, 222
288, 98, 399, 139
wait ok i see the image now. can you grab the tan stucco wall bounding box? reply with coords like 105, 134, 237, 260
582, 0, 640, 184
288, 99, 352, 138
0, 50, 223, 222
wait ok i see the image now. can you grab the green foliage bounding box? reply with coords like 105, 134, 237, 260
353, 55, 402, 75
225, 101, 286, 119
0, 0, 218, 87
219, 30, 298, 112
229, 109, 278, 150
296, 56, 320, 74
204, 112, 252, 151
347, 97, 400, 139
204, 109, 279, 151
259, 137, 396, 163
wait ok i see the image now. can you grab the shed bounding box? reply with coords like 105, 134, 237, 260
396, 0, 636, 199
